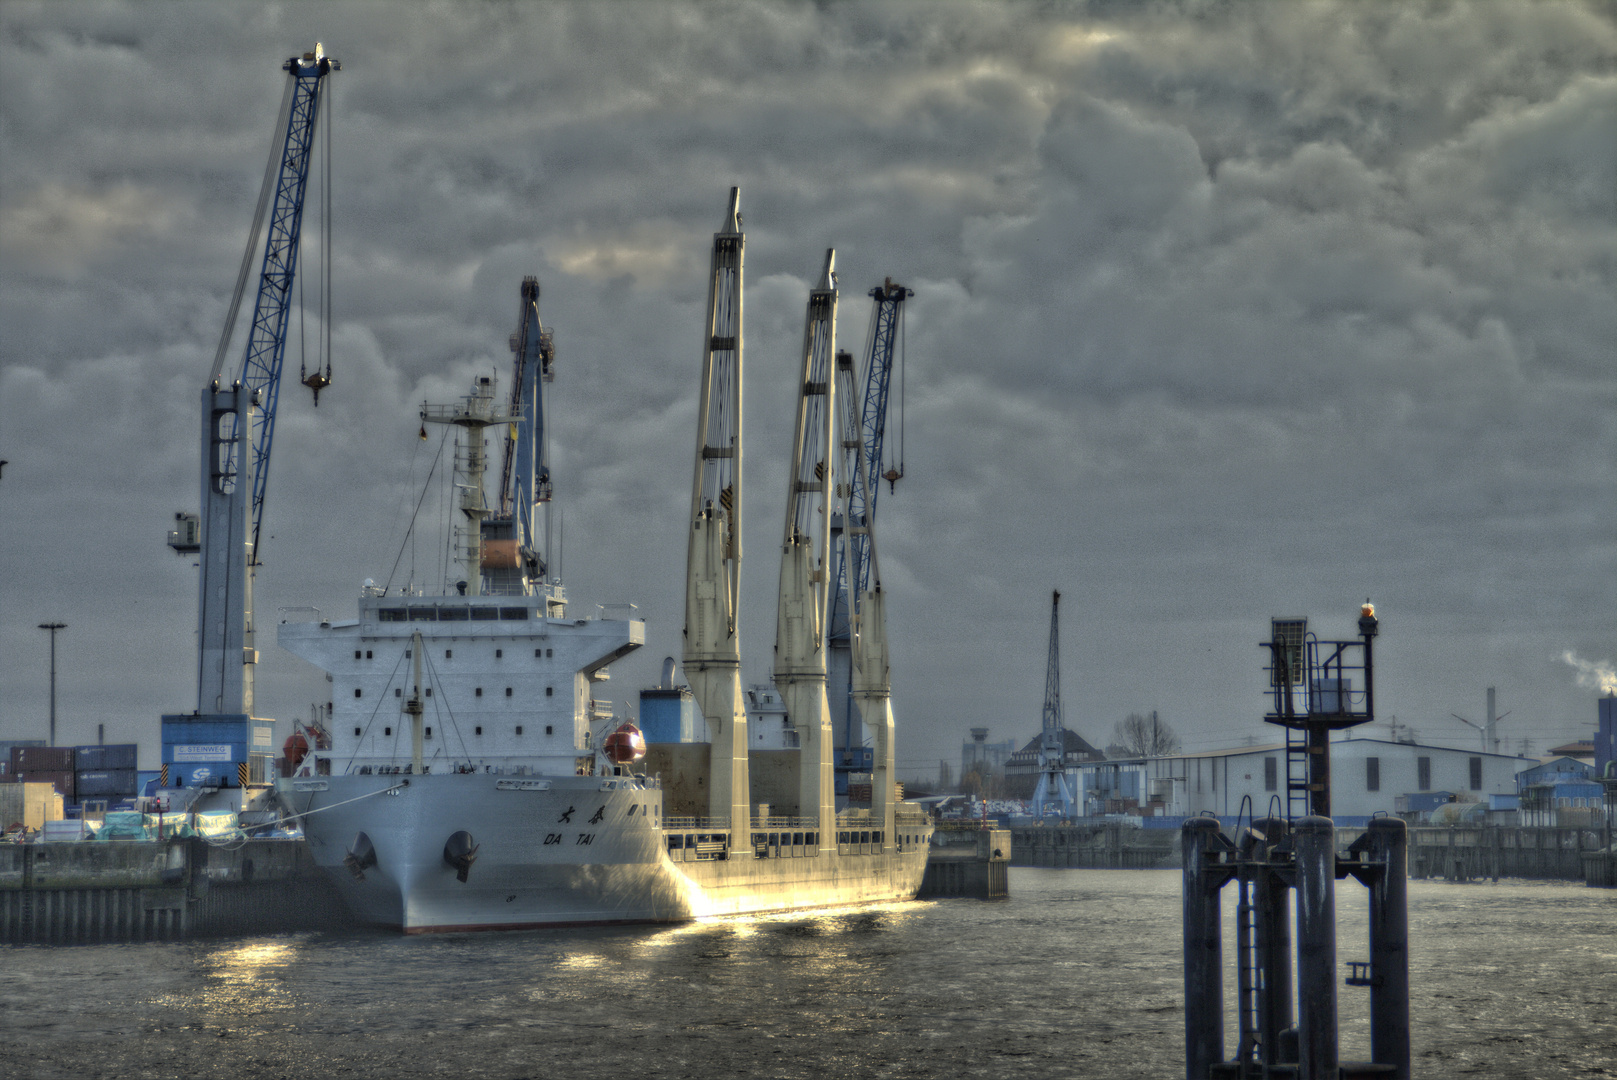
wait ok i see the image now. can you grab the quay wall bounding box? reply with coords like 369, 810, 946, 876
1008, 821, 1615, 886
0, 838, 354, 944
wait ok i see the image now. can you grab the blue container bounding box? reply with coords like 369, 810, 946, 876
75, 769, 138, 796
75, 744, 138, 770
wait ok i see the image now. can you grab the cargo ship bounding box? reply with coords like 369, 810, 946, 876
277, 192, 931, 930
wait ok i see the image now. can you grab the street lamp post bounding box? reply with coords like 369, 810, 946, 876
38, 622, 66, 746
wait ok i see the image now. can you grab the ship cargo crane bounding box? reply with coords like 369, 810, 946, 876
162, 45, 337, 797
683, 188, 751, 830
827, 279, 910, 797
1031, 590, 1079, 818
773, 249, 839, 845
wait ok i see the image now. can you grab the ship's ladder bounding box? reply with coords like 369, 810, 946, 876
1234, 870, 1263, 1072
1284, 723, 1311, 822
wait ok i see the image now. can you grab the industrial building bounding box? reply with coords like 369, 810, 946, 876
1080, 736, 1532, 824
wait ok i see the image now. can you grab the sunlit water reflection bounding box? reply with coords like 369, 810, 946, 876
1, 870, 1611, 1079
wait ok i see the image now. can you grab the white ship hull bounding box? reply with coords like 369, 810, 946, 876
280, 772, 933, 931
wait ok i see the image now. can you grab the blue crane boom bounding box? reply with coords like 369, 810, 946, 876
235, 45, 338, 564
828, 279, 910, 780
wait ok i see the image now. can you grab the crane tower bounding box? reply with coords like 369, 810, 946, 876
1031, 590, 1079, 818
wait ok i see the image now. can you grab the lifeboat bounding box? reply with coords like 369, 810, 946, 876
602, 722, 646, 765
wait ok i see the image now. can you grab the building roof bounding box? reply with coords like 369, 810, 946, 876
1006, 728, 1102, 765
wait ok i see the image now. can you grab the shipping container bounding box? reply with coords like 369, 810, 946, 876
75, 743, 138, 770
75, 768, 139, 796
19, 769, 74, 799
1, 782, 66, 830
11, 745, 75, 772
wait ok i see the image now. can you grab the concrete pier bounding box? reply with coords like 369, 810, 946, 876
1, 838, 353, 944
919, 828, 1010, 899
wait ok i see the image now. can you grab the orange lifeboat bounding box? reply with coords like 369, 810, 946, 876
602, 723, 646, 765
283, 732, 309, 770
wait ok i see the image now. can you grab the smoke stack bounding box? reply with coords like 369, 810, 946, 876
1486, 687, 1497, 754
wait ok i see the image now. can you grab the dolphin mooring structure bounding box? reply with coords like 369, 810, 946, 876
1182, 605, 1410, 1080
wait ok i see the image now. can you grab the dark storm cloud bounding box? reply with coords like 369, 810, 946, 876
1, 2, 1612, 773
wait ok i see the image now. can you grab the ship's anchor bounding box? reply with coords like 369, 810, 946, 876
345, 832, 377, 881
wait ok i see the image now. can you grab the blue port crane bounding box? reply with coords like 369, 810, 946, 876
827, 279, 911, 790
167, 44, 337, 738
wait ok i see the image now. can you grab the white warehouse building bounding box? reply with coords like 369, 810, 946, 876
1081, 737, 1532, 823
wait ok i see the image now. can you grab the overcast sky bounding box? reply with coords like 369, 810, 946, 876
2, 1, 1613, 779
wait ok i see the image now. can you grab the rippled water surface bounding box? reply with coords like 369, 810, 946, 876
2, 870, 1612, 1079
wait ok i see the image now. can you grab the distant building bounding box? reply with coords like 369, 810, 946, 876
1517, 755, 1602, 828
959, 727, 1016, 791
1596, 695, 1616, 781
1002, 728, 1104, 800
1079, 737, 1530, 823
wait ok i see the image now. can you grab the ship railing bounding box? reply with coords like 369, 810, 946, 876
278, 606, 324, 624
750, 816, 819, 830
663, 816, 731, 831
595, 602, 639, 621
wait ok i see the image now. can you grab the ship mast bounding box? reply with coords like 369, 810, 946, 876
421, 377, 515, 596
683, 188, 751, 831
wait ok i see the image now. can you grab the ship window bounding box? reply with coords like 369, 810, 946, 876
476, 687, 483, 697
548, 648, 553, 657
546, 686, 554, 697
516, 726, 524, 736
405, 649, 411, 658
545, 725, 553, 735
425, 688, 432, 697
354, 650, 362, 660
378, 608, 407, 622
475, 726, 482, 735
408, 607, 436, 621
425, 727, 433, 740
354, 688, 362, 698
354, 727, 361, 737
495, 649, 503, 658
535, 648, 543, 658
445, 649, 453, 659
384, 727, 392, 736
501, 608, 529, 620
471, 607, 498, 621
439, 608, 469, 622
395, 688, 402, 698
505, 687, 513, 697
366, 650, 373, 659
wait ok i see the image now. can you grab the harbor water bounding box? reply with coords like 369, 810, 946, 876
1, 868, 1611, 1079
